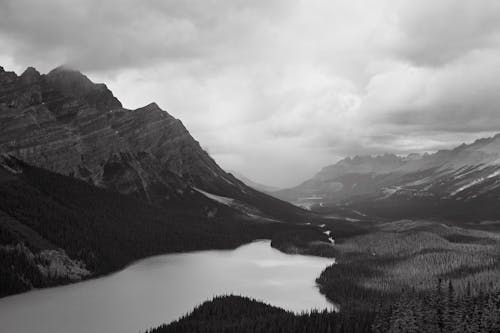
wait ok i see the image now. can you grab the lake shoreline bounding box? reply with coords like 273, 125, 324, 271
0, 239, 334, 333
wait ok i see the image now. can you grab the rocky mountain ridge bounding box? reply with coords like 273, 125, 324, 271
1, 66, 232, 199
274, 135, 500, 221
0, 65, 303, 222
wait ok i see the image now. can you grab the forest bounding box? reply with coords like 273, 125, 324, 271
147, 219, 500, 332
147, 286, 500, 333
2, 160, 499, 332
0, 160, 315, 297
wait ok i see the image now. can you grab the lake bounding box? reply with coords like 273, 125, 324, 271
0, 240, 335, 333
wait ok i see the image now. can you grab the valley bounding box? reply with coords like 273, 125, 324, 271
1, 65, 499, 333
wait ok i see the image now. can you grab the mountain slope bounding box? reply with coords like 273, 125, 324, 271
0, 155, 309, 297
0, 65, 306, 222
275, 154, 406, 206
275, 136, 500, 221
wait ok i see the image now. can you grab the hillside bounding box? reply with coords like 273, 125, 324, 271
0, 156, 311, 297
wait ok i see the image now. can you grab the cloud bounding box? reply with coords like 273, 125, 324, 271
358, 49, 500, 151
388, 0, 500, 66
0, 0, 291, 72
1, 0, 500, 186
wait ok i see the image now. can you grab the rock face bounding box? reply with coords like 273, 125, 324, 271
0, 66, 247, 205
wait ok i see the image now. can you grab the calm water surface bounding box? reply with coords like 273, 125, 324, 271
0, 240, 334, 333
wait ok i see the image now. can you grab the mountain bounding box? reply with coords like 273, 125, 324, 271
274, 136, 500, 221
275, 154, 406, 207
228, 171, 280, 193
0, 65, 306, 222
0, 65, 316, 297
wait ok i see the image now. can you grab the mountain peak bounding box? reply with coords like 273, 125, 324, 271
47, 65, 92, 85
20, 66, 41, 83
338, 153, 402, 166
403, 153, 422, 161
22, 66, 40, 75
48, 65, 77, 74
0, 66, 17, 84
47, 65, 91, 81
142, 102, 161, 111
134, 102, 177, 122
46, 65, 122, 111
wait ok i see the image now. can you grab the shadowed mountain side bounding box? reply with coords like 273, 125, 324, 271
0, 157, 319, 298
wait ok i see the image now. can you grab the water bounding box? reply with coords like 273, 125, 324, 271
0, 240, 334, 333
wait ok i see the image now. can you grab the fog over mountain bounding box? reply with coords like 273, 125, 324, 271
1, 0, 500, 187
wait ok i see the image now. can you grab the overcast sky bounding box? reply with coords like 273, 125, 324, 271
1, 0, 500, 187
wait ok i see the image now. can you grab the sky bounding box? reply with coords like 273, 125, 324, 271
1, 0, 500, 187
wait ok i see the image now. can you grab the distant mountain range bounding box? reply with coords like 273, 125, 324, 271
0, 65, 312, 297
274, 135, 500, 221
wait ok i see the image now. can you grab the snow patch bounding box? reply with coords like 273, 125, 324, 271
486, 169, 500, 179
403, 177, 432, 187
451, 178, 485, 196
381, 186, 401, 198
193, 187, 273, 222
353, 210, 367, 217
193, 187, 234, 206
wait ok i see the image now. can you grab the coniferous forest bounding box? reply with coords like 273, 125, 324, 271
0, 160, 313, 297
148, 218, 500, 333
148, 286, 500, 333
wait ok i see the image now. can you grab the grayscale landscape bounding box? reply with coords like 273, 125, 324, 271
0, 1, 499, 332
